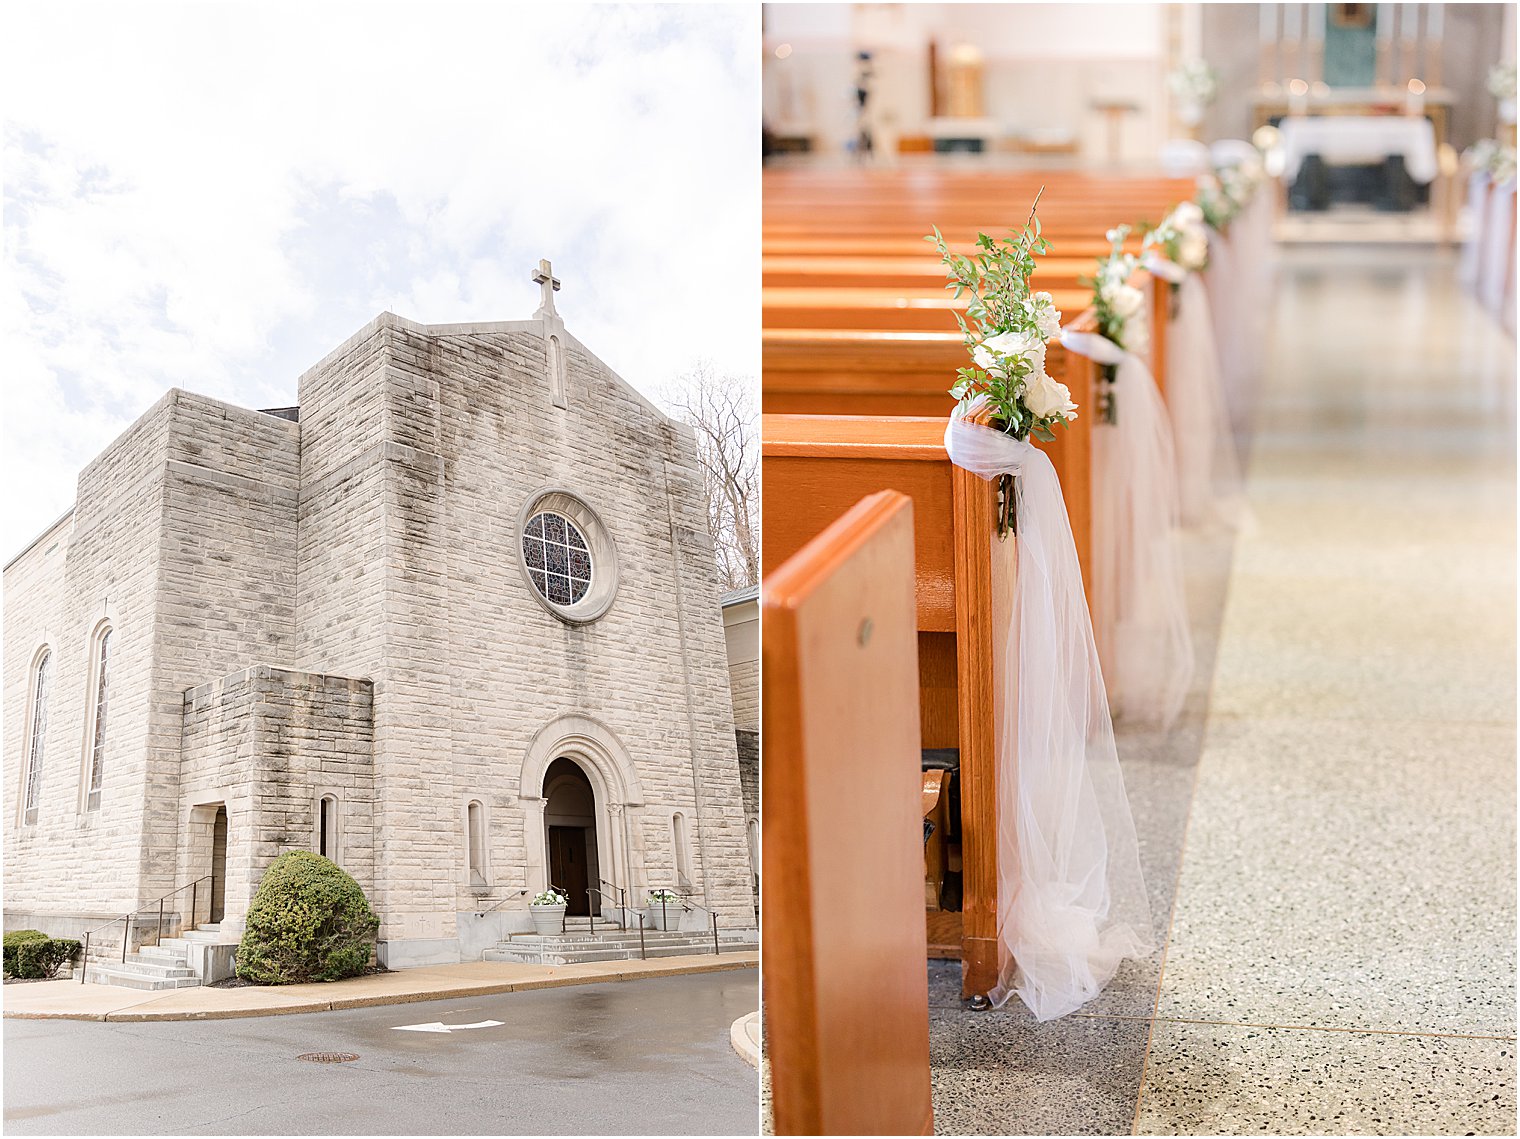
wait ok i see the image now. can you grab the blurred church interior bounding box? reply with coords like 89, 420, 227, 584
763, 2, 1515, 244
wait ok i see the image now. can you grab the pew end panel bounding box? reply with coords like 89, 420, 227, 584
762, 490, 934, 1137
762, 414, 1014, 1000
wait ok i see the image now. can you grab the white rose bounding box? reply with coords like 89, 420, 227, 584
971, 344, 996, 372
1023, 371, 1077, 420
1179, 232, 1209, 269
1105, 283, 1145, 320
983, 328, 1047, 372
1023, 292, 1064, 339
1173, 201, 1204, 227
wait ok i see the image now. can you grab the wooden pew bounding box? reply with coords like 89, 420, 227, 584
763, 418, 1018, 1003
764, 490, 935, 1137
762, 314, 1097, 605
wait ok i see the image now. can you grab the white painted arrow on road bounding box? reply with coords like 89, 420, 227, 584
392, 1019, 504, 1034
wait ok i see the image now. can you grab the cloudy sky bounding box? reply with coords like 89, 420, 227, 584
3, 1, 759, 558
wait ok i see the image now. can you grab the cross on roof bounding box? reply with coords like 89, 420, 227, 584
532, 258, 561, 319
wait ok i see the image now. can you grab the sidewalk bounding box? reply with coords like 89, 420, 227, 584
3, 951, 757, 1023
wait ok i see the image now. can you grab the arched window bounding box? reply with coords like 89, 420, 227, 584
318, 794, 339, 860
22, 650, 51, 826
84, 626, 112, 812
467, 800, 487, 886
672, 811, 692, 888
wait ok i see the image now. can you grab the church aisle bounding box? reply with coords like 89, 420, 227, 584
922, 248, 1515, 1137
1133, 248, 1517, 1135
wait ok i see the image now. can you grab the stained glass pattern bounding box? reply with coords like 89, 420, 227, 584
522, 512, 592, 606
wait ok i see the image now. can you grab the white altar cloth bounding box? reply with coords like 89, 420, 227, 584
1278, 116, 1438, 184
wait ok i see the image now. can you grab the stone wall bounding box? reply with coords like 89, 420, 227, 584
3, 394, 176, 916
6, 310, 754, 961
179, 665, 374, 931
2, 389, 303, 922
146, 393, 302, 901
294, 314, 754, 959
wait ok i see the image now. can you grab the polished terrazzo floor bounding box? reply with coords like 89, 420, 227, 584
928, 246, 1517, 1136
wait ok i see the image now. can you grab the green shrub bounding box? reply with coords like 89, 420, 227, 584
12, 938, 81, 979
3, 930, 48, 977
236, 851, 379, 985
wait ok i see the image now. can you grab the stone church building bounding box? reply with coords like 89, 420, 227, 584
3, 265, 756, 969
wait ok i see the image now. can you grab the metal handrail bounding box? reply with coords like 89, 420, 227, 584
472, 888, 529, 919
78, 874, 212, 985
643, 886, 722, 956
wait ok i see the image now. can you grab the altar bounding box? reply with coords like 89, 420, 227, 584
1277, 113, 1439, 210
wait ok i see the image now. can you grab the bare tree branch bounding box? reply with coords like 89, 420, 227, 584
662, 362, 759, 592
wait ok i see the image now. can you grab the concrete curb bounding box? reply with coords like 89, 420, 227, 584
731, 1010, 761, 1068
4, 953, 757, 1023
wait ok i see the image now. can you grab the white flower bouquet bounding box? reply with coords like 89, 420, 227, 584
1167, 59, 1219, 108
1144, 200, 1210, 274
1085, 225, 1146, 424
1489, 63, 1516, 103
647, 888, 681, 904
930, 193, 1076, 538
531, 888, 568, 907
928, 193, 1077, 445
1467, 139, 1517, 183
1090, 226, 1146, 354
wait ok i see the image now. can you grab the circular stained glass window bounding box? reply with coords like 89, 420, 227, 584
522, 511, 593, 606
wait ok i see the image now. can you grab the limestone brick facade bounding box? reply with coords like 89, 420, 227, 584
4, 306, 754, 967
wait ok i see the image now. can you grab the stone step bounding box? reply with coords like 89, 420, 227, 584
504, 936, 721, 951
111, 957, 197, 979
85, 964, 202, 991
137, 944, 190, 965
483, 944, 737, 965
483, 938, 757, 966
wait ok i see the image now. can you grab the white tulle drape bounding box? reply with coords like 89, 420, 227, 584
1459, 170, 1491, 289
1202, 224, 1241, 401
1478, 178, 1517, 320
1144, 254, 1250, 530
1062, 329, 1194, 729
943, 417, 1155, 1022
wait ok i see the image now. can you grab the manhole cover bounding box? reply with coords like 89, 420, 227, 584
296, 1051, 359, 1064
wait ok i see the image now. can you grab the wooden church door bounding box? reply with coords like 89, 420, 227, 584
548, 826, 590, 916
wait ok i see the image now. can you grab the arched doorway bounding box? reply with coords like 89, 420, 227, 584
544, 758, 600, 916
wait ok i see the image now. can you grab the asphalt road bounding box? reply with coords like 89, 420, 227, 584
3, 969, 759, 1136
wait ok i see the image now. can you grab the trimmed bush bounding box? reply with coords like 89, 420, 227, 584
3, 930, 48, 977
12, 938, 80, 979
236, 851, 379, 985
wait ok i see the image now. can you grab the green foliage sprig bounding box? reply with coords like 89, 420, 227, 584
926, 190, 1076, 444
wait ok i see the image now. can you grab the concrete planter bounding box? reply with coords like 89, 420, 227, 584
529, 905, 566, 936
645, 902, 682, 931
